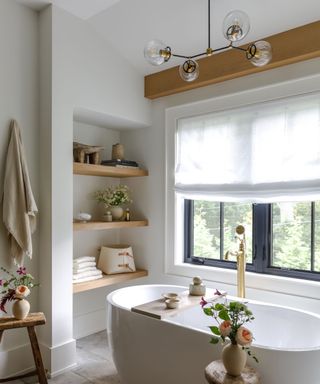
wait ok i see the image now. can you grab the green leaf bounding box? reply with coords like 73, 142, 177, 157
209, 326, 221, 335
218, 310, 230, 321
203, 307, 213, 316
210, 336, 219, 344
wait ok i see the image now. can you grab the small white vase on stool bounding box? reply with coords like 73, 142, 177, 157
12, 299, 30, 320
222, 343, 247, 376
110, 206, 124, 220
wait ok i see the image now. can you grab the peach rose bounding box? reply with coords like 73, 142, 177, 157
15, 285, 30, 299
236, 326, 253, 346
219, 320, 232, 337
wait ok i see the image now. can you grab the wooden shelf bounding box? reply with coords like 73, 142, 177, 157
73, 220, 148, 231
73, 162, 148, 177
73, 269, 148, 293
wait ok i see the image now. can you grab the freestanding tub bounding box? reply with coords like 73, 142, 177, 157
107, 284, 320, 384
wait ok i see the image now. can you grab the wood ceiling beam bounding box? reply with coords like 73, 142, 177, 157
144, 21, 320, 99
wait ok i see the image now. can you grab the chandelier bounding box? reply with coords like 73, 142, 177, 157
144, 0, 272, 82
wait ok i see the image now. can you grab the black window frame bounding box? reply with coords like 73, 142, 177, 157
184, 199, 320, 282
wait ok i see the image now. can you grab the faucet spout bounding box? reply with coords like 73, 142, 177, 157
236, 248, 246, 299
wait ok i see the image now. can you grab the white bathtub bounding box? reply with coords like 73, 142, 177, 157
107, 284, 320, 384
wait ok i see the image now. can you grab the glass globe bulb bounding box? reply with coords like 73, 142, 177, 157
144, 39, 170, 66
247, 41, 272, 67
223, 10, 250, 42
179, 60, 199, 82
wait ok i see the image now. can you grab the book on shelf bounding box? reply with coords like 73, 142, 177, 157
114, 164, 140, 168
101, 159, 139, 168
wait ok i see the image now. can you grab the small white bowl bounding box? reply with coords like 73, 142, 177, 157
75, 212, 92, 222
165, 298, 180, 309
162, 292, 179, 300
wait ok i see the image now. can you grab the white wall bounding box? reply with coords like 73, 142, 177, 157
0, 0, 40, 378
121, 58, 320, 315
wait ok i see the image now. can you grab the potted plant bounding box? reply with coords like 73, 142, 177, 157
94, 184, 132, 220
0, 266, 39, 319
201, 295, 257, 376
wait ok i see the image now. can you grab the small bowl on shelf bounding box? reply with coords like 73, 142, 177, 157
74, 212, 92, 223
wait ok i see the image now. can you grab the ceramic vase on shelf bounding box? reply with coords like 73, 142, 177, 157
222, 343, 247, 376
110, 206, 124, 220
12, 299, 30, 320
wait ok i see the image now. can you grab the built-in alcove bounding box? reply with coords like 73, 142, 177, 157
72, 110, 149, 339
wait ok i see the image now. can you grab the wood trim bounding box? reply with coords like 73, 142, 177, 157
73, 269, 148, 293
73, 220, 148, 231
73, 162, 148, 177
145, 21, 320, 99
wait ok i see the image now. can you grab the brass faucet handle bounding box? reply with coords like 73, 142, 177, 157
235, 225, 245, 235
235, 225, 246, 251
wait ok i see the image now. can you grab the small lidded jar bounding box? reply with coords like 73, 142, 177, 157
189, 276, 206, 296
105, 211, 112, 222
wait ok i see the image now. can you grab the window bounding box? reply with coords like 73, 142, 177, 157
185, 200, 320, 280
175, 91, 320, 281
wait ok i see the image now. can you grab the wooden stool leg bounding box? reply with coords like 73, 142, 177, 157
27, 326, 48, 384
0, 330, 3, 343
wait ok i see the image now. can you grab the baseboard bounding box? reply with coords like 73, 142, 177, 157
0, 343, 35, 379
0, 338, 77, 379
73, 308, 107, 339
40, 338, 77, 377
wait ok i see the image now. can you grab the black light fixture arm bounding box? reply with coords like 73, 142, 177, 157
231, 45, 248, 52
208, 0, 211, 49
171, 52, 207, 59
170, 43, 233, 60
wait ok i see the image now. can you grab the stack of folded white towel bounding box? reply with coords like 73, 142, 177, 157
73, 256, 103, 283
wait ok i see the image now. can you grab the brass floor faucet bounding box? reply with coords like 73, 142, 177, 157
224, 225, 246, 298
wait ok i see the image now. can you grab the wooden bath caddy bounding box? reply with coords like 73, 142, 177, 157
131, 289, 224, 319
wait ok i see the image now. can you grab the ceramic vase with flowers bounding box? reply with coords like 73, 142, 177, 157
94, 184, 132, 221
0, 267, 38, 320
201, 293, 258, 376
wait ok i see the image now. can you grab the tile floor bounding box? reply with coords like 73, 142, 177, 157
12, 331, 121, 384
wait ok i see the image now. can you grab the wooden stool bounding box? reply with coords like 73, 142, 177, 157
205, 360, 261, 384
0, 312, 47, 383
73, 142, 104, 164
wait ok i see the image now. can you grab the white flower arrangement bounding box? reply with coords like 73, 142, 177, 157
94, 184, 132, 207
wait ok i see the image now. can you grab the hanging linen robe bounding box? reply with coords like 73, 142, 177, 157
2, 120, 38, 265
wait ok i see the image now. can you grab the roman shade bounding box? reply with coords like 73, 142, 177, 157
175, 92, 320, 202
